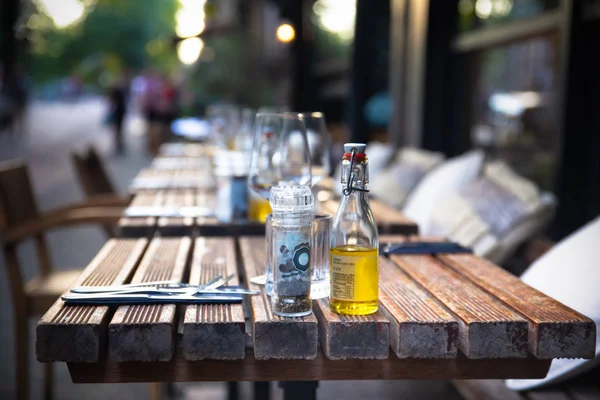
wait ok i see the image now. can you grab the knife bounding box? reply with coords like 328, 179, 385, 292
61, 292, 244, 305
380, 241, 472, 255
70, 274, 234, 294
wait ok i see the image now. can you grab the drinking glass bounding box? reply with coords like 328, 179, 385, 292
206, 104, 240, 149
279, 113, 312, 187
248, 112, 312, 199
264, 213, 331, 298
310, 214, 332, 299
235, 108, 256, 153
301, 112, 332, 186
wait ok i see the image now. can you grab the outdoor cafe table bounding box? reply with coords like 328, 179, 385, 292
36, 235, 596, 397
122, 145, 418, 237
117, 188, 419, 237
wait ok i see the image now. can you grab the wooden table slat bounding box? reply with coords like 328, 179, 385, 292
438, 254, 596, 359
239, 237, 319, 360
378, 256, 459, 358
157, 189, 196, 236
370, 199, 419, 234
182, 237, 245, 360
118, 191, 163, 237
131, 168, 214, 191
319, 199, 418, 235
108, 237, 191, 362
389, 254, 529, 359
36, 239, 148, 362
66, 348, 552, 383
196, 191, 265, 236
313, 298, 390, 360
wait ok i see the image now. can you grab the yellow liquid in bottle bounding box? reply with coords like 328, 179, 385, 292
329, 245, 378, 315
248, 196, 271, 222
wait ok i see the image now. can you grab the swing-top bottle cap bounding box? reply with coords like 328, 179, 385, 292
344, 143, 367, 154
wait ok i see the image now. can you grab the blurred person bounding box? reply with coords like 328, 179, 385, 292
2, 64, 30, 134
143, 70, 163, 155
130, 72, 148, 113
143, 73, 178, 155
63, 72, 83, 101
108, 79, 128, 154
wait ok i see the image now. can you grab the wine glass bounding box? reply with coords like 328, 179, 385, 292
234, 108, 255, 153
248, 112, 312, 199
206, 104, 240, 149
278, 113, 312, 187
300, 111, 331, 186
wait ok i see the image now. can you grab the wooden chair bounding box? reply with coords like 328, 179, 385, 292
71, 147, 130, 237
0, 160, 123, 400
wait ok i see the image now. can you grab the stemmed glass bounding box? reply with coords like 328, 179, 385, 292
234, 108, 255, 153
248, 112, 312, 198
301, 112, 331, 186
206, 104, 241, 149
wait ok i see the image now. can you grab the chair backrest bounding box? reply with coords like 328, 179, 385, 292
0, 160, 41, 232
71, 147, 116, 197
0, 160, 51, 303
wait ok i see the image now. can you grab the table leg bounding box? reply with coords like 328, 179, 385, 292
254, 381, 270, 400
227, 382, 239, 400
280, 381, 319, 400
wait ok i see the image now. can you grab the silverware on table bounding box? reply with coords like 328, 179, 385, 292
61, 292, 244, 305
380, 241, 473, 255
70, 274, 235, 294
62, 273, 256, 305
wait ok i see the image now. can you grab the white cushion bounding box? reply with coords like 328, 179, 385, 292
333, 141, 395, 196
428, 160, 554, 264
403, 150, 485, 235
480, 192, 556, 264
506, 217, 600, 391
370, 148, 445, 209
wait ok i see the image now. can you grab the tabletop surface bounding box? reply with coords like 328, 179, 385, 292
36, 235, 595, 383
36, 143, 596, 383
120, 175, 418, 238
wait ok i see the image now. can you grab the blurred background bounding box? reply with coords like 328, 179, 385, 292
1, 0, 599, 399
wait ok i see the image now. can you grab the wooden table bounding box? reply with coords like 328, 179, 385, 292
118, 188, 418, 238
36, 235, 595, 397
129, 167, 215, 192
121, 149, 418, 238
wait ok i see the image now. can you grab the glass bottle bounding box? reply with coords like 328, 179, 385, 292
270, 185, 314, 317
330, 143, 379, 315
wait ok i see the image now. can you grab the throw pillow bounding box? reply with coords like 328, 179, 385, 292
403, 150, 485, 235
370, 148, 445, 209
429, 160, 554, 264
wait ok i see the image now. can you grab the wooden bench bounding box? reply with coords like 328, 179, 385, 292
36, 235, 594, 392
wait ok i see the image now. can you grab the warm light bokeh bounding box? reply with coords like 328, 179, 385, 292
177, 37, 204, 65
176, 0, 206, 38
312, 0, 356, 42
276, 23, 296, 43
35, 0, 86, 29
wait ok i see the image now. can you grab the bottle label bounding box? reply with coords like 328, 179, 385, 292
272, 228, 311, 297
330, 253, 378, 302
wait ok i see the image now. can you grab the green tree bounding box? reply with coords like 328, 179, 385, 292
27, 0, 178, 88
